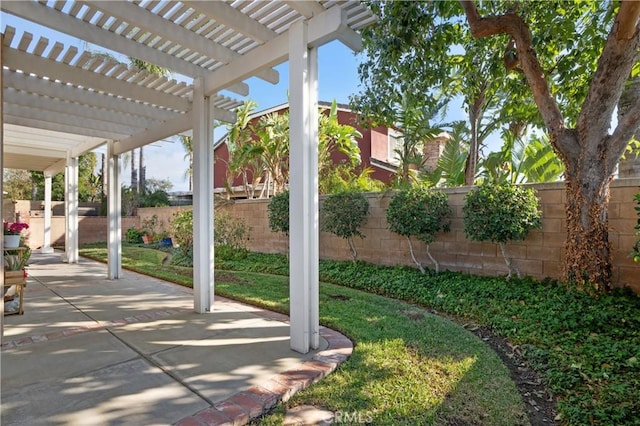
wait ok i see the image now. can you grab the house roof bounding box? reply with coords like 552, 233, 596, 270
1, 1, 375, 174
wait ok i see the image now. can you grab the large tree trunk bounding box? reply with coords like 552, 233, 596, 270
562, 129, 613, 291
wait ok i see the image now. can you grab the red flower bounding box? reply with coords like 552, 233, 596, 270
3, 221, 29, 236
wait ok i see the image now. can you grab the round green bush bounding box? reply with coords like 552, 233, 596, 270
267, 190, 289, 236
386, 186, 451, 245
463, 182, 541, 243
321, 191, 369, 240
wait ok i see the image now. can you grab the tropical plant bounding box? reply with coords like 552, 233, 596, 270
320, 192, 370, 261
253, 111, 290, 196
390, 94, 446, 187
480, 131, 564, 184
226, 100, 260, 198
179, 135, 193, 192
386, 186, 451, 273
463, 182, 541, 278
425, 121, 469, 187
317, 101, 364, 192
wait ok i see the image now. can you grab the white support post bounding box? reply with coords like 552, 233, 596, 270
192, 78, 215, 313
107, 141, 122, 279
41, 173, 54, 254
64, 155, 79, 263
289, 19, 320, 353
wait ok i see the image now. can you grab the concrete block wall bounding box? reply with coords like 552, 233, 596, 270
133, 179, 640, 293
217, 180, 639, 293
25, 216, 139, 248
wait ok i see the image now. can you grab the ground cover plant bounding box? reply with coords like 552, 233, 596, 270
79, 245, 640, 424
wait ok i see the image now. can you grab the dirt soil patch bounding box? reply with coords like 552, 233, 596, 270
446, 314, 556, 425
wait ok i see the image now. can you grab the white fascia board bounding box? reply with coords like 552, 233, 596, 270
203, 6, 356, 96
4, 71, 178, 121
83, 1, 278, 85
4, 48, 191, 111
284, 1, 325, 18
307, 7, 362, 51
0, 1, 249, 95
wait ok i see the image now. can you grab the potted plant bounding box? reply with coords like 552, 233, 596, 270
4, 221, 29, 248
4, 246, 29, 315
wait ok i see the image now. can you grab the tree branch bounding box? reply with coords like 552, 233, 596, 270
607, 101, 640, 173
578, 5, 640, 151
459, 1, 567, 153
616, 1, 640, 40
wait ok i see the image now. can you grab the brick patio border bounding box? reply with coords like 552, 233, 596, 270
174, 324, 353, 426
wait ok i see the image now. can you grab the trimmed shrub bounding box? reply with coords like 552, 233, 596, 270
321, 191, 369, 261
267, 190, 289, 236
214, 212, 252, 260
386, 186, 451, 273
463, 182, 541, 277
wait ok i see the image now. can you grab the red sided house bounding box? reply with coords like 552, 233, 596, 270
213, 101, 442, 198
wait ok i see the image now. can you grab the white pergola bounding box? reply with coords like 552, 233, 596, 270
0, 0, 374, 353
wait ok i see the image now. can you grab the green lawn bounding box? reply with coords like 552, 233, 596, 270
80, 245, 640, 425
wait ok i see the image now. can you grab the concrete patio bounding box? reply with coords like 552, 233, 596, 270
1, 253, 353, 425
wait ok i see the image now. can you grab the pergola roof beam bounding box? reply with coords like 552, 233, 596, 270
3, 145, 67, 159
4, 104, 138, 137
3, 89, 162, 130
5, 115, 128, 140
